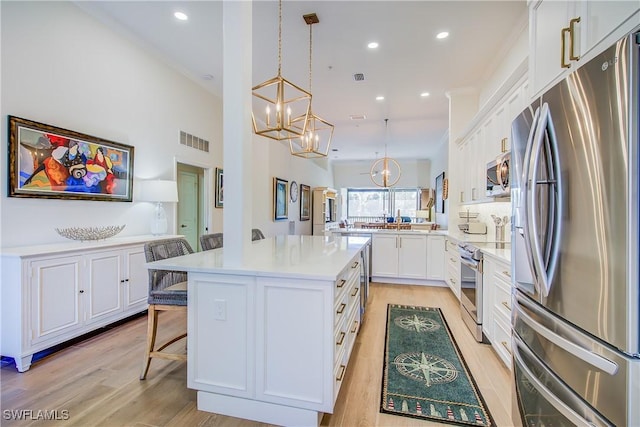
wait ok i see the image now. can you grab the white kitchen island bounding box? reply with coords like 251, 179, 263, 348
147, 235, 369, 427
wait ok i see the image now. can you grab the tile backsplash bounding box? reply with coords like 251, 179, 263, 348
458, 202, 511, 242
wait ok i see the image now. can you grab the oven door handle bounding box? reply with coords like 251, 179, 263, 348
459, 257, 479, 270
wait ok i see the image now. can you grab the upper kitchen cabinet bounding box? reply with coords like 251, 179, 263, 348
530, 0, 639, 97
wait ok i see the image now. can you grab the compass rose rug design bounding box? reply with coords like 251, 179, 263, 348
381, 304, 494, 426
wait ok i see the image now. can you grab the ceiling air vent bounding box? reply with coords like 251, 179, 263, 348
350, 114, 366, 120
353, 73, 365, 81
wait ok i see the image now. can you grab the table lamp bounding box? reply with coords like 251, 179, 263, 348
139, 180, 179, 235
416, 209, 431, 223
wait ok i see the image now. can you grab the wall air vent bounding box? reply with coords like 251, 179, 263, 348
353, 73, 365, 81
349, 115, 366, 120
180, 130, 210, 153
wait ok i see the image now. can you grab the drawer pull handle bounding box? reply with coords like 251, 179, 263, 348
337, 303, 346, 315
336, 364, 346, 381
351, 287, 359, 297
450, 257, 457, 263
502, 270, 511, 278
501, 301, 511, 311
337, 279, 346, 288
336, 331, 346, 346
501, 341, 512, 355
351, 261, 359, 269
450, 278, 456, 284
350, 321, 359, 333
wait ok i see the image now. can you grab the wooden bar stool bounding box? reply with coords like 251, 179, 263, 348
140, 237, 193, 380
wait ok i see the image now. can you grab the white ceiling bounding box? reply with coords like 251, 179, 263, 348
76, 1, 527, 162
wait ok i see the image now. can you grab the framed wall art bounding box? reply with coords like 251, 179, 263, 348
215, 167, 223, 208
435, 171, 445, 214
300, 184, 311, 221
273, 177, 288, 221
8, 116, 134, 201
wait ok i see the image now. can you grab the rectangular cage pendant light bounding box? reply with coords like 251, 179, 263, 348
251, 0, 311, 141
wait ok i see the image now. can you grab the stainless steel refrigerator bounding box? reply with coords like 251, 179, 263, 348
510, 27, 639, 426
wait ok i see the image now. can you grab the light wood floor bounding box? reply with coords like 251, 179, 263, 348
1, 283, 515, 426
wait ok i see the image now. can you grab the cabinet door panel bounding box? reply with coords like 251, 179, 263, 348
86, 251, 122, 325
426, 236, 445, 280
124, 249, 148, 309
531, 0, 573, 94
371, 235, 398, 277
30, 258, 82, 344
398, 236, 427, 279
583, 2, 640, 56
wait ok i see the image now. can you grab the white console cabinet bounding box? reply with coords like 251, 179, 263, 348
1, 235, 171, 372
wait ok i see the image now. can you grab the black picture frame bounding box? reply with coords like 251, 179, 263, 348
215, 167, 223, 208
8, 116, 134, 201
273, 177, 288, 220
300, 184, 311, 221
435, 172, 445, 214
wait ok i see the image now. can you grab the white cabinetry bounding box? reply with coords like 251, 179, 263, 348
1, 236, 161, 372
482, 254, 513, 369
530, 0, 639, 96
444, 238, 461, 299
185, 240, 364, 426
426, 235, 445, 281
313, 187, 339, 236
371, 233, 427, 279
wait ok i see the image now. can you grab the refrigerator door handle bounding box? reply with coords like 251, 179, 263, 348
516, 294, 618, 375
521, 106, 543, 295
527, 102, 563, 297
513, 334, 613, 427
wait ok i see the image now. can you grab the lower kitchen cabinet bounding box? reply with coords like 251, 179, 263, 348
482, 254, 513, 369
426, 235, 445, 280
372, 233, 427, 279
1, 235, 169, 372
444, 238, 461, 299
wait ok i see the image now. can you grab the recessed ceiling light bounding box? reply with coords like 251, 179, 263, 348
367, 42, 379, 49
376, 96, 385, 101
420, 92, 430, 97
436, 31, 449, 39
174, 11, 188, 21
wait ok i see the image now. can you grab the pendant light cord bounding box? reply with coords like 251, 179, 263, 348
309, 22, 313, 91
277, 0, 282, 76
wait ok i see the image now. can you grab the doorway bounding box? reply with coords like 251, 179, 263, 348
177, 163, 205, 251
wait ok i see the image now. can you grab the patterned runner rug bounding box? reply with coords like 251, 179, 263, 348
381, 304, 494, 426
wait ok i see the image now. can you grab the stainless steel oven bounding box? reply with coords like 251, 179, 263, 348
458, 243, 485, 342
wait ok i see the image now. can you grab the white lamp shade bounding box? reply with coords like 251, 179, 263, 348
139, 180, 179, 203
416, 210, 430, 218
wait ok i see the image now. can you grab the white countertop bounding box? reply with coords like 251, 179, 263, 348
147, 235, 370, 281
333, 228, 444, 236
0, 234, 182, 257
473, 243, 511, 263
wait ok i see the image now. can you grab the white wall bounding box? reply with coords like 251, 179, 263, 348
478, 13, 529, 109
332, 159, 431, 190
428, 137, 449, 230
0, 2, 332, 248
251, 139, 333, 238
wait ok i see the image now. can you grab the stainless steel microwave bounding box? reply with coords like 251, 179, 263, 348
486, 152, 510, 197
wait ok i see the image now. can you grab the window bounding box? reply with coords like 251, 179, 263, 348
347, 188, 419, 221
